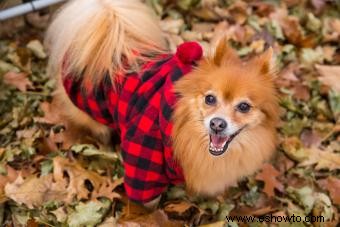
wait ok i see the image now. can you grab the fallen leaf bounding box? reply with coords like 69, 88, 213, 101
315, 64, 340, 92
192, 7, 220, 21
119, 202, 183, 226
35, 101, 60, 124
3, 71, 32, 92
0, 165, 19, 197
286, 186, 316, 213
292, 84, 310, 101
67, 200, 111, 227
34, 101, 92, 150
26, 40, 47, 59
53, 156, 121, 202
298, 147, 340, 171
255, 163, 284, 197
227, 1, 248, 25
5, 157, 121, 208
310, 0, 327, 13
50, 206, 68, 223
164, 200, 201, 220
5, 174, 66, 209
199, 221, 225, 227
163, 200, 208, 225
119, 210, 182, 227
98, 216, 117, 227
160, 18, 184, 35
300, 128, 321, 148
318, 176, 340, 206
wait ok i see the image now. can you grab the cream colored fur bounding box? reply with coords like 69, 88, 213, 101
45, 0, 166, 84
45, 0, 167, 144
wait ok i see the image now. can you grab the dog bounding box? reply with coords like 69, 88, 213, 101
45, 0, 279, 207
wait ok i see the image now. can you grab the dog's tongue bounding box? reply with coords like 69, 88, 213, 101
210, 135, 229, 148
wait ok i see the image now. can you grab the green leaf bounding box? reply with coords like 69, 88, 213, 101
266, 20, 284, 40
217, 203, 235, 221
67, 200, 111, 227
300, 47, 324, 66
71, 144, 118, 160
281, 118, 308, 137
241, 186, 260, 207
287, 186, 315, 213
40, 159, 53, 176
312, 193, 333, 223
306, 13, 321, 33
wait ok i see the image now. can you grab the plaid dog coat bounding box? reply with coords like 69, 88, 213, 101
63, 42, 203, 203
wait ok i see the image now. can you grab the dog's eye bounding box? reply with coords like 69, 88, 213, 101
205, 95, 217, 105
236, 102, 251, 113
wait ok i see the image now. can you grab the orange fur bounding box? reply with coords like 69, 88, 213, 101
172, 40, 279, 196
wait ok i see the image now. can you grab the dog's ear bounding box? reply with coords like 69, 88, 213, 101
253, 47, 276, 75
213, 37, 239, 66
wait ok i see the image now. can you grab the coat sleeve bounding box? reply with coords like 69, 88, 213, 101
120, 115, 169, 204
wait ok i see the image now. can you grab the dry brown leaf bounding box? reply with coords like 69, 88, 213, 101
0, 165, 19, 197
5, 174, 67, 209
3, 71, 32, 92
35, 101, 61, 124
163, 200, 208, 225
5, 157, 121, 208
252, 2, 275, 17
276, 63, 300, 88
274, 151, 295, 174
300, 129, 322, 148
53, 157, 121, 202
318, 176, 340, 206
292, 84, 310, 101
323, 46, 336, 62
299, 147, 340, 170
230, 193, 277, 216
310, 0, 327, 13
160, 18, 184, 35
330, 19, 340, 34
255, 163, 284, 197
192, 8, 220, 21
119, 210, 182, 227
315, 64, 340, 92
227, 1, 248, 25
118, 202, 183, 227
164, 201, 197, 219
35, 101, 90, 150
16, 127, 38, 139
270, 7, 316, 47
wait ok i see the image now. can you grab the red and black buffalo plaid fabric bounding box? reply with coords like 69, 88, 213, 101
62, 42, 203, 203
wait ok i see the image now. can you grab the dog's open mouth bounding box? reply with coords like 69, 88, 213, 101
209, 128, 243, 156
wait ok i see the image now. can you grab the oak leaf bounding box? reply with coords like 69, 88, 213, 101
255, 163, 284, 197
5, 157, 121, 208
318, 176, 340, 206
3, 71, 32, 92
315, 64, 340, 92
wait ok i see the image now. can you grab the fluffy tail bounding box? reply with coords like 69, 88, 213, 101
45, 0, 166, 84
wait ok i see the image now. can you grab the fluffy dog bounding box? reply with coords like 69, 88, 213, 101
45, 0, 279, 206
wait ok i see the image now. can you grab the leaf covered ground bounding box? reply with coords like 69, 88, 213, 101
0, 0, 339, 226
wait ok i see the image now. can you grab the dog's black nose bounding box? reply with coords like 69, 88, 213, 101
210, 118, 227, 132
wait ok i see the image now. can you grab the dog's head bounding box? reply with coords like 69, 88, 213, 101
173, 39, 279, 157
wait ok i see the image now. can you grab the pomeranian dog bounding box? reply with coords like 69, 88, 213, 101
45, 0, 279, 207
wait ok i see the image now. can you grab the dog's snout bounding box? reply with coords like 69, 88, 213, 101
210, 118, 227, 132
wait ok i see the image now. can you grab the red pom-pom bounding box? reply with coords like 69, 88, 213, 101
176, 42, 203, 64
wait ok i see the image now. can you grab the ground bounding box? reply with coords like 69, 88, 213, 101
0, 0, 339, 226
